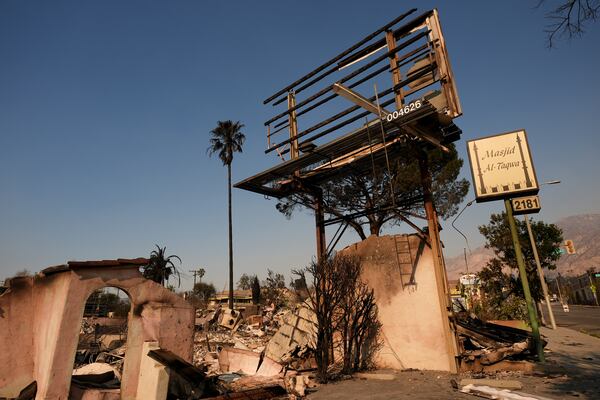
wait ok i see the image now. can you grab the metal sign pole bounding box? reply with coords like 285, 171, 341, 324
505, 199, 545, 362
524, 215, 557, 329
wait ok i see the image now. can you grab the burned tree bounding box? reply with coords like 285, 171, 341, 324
251, 275, 261, 305
276, 145, 468, 240
237, 273, 256, 290
262, 269, 286, 307
333, 255, 381, 373
537, 0, 600, 46
293, 254, 381, 381
293, 257, 345, 382
192, 281, 217, 309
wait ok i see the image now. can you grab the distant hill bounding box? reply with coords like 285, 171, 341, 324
445, 213, 600, 280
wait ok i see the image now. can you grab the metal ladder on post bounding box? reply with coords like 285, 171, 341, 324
393, 235, 415, 287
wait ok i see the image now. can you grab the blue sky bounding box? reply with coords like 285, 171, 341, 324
1, 1, 599, 290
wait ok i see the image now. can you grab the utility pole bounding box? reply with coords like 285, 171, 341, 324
524, 215, 557, 329
505, 199, 544, 362
556, 276, 564, 303
189, 268, 205, 288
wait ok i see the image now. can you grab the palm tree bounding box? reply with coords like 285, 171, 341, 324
142, 245, 182, 287
208, 120, 246, 309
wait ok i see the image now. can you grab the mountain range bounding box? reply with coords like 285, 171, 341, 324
445, 213, 600, 280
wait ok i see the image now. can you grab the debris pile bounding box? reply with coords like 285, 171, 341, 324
69, 301, 318, 399
457, 316, 546, 372
74, 317, 127, 376
190, 303, 317, 399
187, 303, 318, 399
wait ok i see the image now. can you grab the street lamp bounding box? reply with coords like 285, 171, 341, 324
451, 198, 475, 273
524, 180, 560, 330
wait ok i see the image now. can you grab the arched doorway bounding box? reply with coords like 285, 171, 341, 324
71, 286, 131, 395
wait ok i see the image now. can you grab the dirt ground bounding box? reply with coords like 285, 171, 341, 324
307, 327, 600, 400
307, 370, 472, 400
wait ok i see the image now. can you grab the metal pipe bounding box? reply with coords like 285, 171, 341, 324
334, 9, 432, 70
271, 64, 391, 131
525, 215, 557, 329
285, 100, 436, 160
264, 30, 431, 126
281, 96, 435, 157
271, 63, 340, 107
326, 222, 349, 259
272, 43, 428, 114
262, 8, 418, 105
287, 63, 392, 122
266, 63, 436, 154
451, 199, 475, 253
556, 275, 565, 304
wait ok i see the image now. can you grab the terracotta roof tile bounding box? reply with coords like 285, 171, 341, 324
41, 258, 148, 275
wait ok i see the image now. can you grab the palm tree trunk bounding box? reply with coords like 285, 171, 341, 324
228, 163, 234, 310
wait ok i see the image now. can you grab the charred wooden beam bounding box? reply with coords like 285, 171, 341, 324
264, 29, 431, 127
263, 8, 418, 105
268, 9, 436, 106
267, 62, 436, 154
270, 63, 392, 132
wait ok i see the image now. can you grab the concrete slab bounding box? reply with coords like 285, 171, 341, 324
256, 356, 283, 376
136, 342, 168, 400
218, 348, 261, 375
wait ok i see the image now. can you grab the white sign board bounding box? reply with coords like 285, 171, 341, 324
467, 130, 539, 203
460, 273, 479, 286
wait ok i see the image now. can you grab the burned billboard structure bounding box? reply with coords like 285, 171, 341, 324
236, 9, 464, 372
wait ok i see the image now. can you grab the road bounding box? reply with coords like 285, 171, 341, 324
540, 303, 600, 336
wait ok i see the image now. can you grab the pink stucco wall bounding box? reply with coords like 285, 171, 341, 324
0, 262, 194, 400
341, 234, 458, 372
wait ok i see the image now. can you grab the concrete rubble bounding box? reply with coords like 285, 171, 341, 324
80, 296, 320, 399
188, 302, 318, 399
0, 260, 319, 400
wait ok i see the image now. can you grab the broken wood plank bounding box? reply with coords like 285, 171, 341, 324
147, 349, 205, 382
457, 325, 506, 348
480, 342, 529, 365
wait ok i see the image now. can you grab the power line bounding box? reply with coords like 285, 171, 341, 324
189, 268, 205, 287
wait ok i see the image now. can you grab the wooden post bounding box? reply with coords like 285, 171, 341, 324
385, 30, 404, 109
419, 153, 459, 373
288, 91, 299, 160
314, 189, 326, 264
